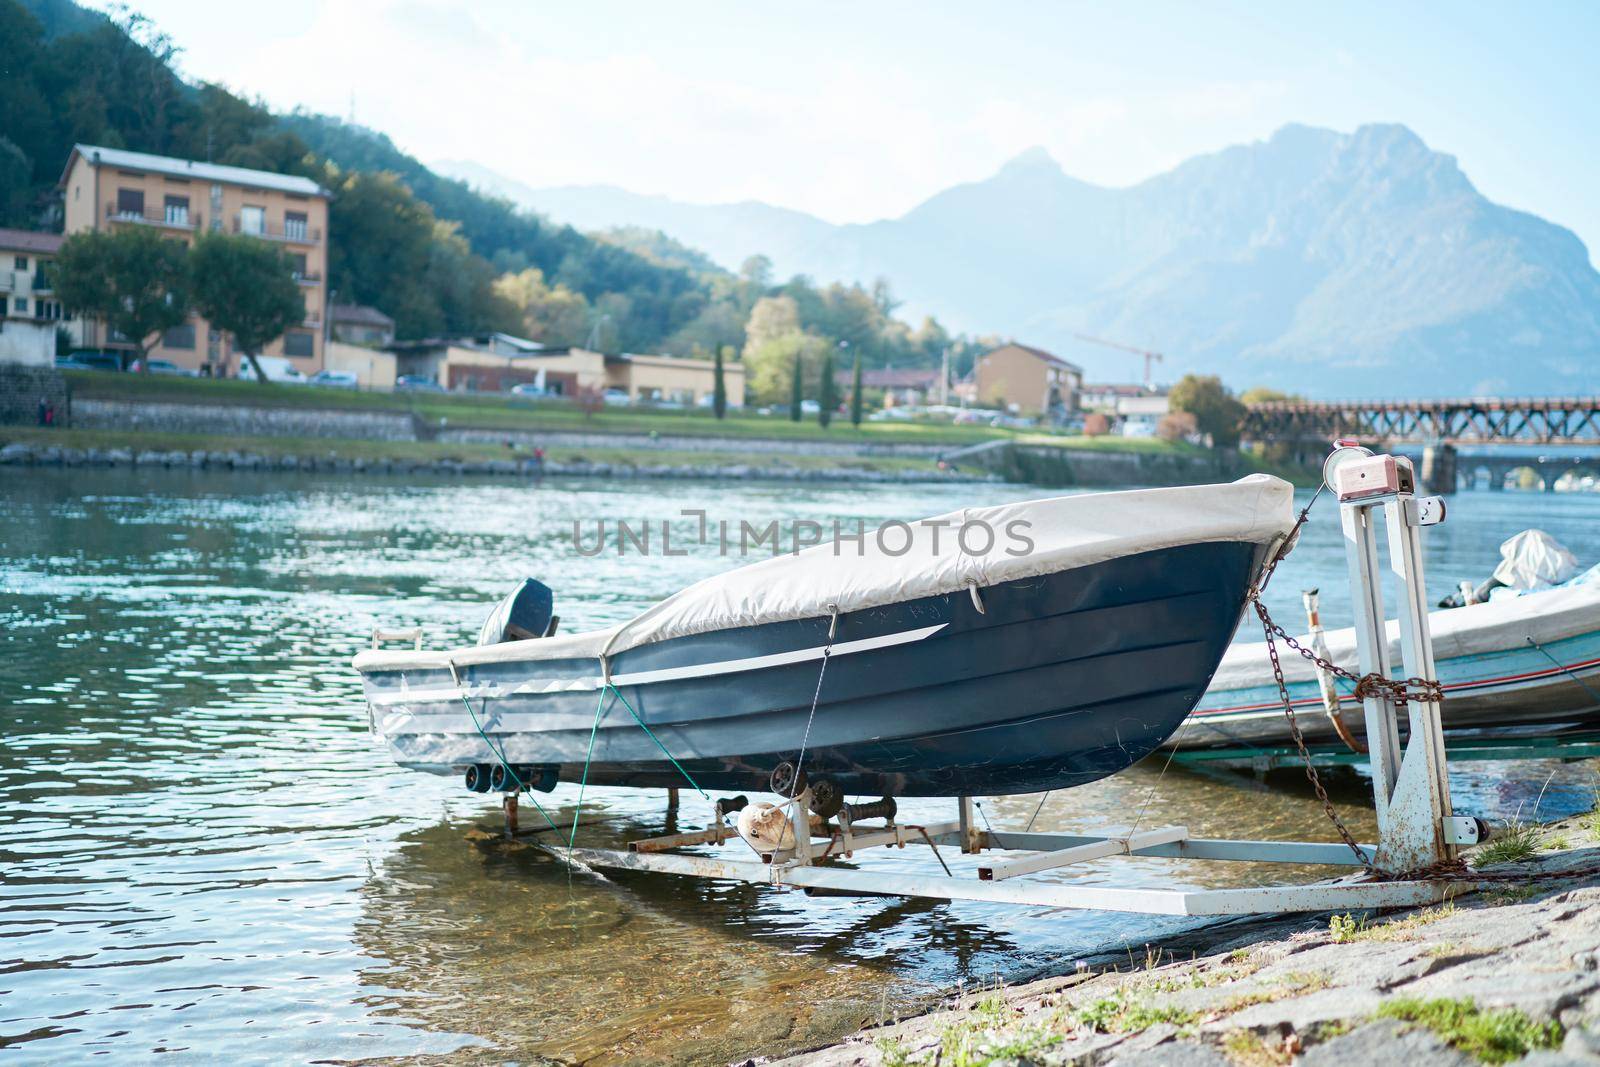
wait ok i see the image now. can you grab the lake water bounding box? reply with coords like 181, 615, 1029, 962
4, 469, 1599, 1064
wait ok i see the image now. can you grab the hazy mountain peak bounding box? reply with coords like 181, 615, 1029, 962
996, 146, 1062, 176
462, 122, 1598, 396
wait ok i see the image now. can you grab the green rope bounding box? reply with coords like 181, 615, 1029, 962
607, 684, 709, 800
568, 685, 607, 859
565, 681, 710, 861
459, 692, 561, 834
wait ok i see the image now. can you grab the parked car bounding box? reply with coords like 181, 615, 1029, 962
129, 357, 199, 377
509, 382, 550, 399
800, 399, 821, 415
236, 356, 308, 384
58, 350, 126, 372
308, 370, 359, 389
602, 389, 632, 406
396, 374, 444, 392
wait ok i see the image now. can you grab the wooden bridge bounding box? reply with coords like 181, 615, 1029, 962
1243, 396, 1600, 447
1243, 396, 1600, 493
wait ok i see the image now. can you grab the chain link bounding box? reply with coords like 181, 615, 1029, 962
1242, 488, 1446, 875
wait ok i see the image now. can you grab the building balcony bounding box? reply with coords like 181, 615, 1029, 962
292, 271, 322, 286
233, 216, 322, 244
32, 272, 52, 293
105, 203, 199, 231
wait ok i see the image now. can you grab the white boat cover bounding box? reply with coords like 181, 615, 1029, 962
1491, 530, 1578, 592
1211, 577, 1600, 691
355, 474, 1295, 673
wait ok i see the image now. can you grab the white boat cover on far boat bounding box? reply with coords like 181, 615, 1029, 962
354, 474, 1294, 672
1211, 577, 1600, 691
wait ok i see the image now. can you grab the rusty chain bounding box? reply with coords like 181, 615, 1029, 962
1243, 486, 1445, 875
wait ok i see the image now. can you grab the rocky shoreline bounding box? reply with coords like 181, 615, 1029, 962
0, 440, 996, 483
763, 811, 1600, 1066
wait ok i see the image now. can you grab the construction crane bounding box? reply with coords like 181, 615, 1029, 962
1073, 333, 1164, 391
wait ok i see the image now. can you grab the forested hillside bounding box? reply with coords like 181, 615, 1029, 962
0, 0, 979, 388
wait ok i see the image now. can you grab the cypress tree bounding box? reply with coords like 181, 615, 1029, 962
818, 349, 836, 428
712, 343, 727, 419
850, 353, 864, 426
789, 355, 803, 422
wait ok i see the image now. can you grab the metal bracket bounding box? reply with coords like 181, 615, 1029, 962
1443, 815, 1487, 846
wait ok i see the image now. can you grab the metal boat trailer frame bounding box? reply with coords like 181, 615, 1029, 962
541, 449, 1487, 916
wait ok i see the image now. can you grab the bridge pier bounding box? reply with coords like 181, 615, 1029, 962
1421, 443, 1458, 495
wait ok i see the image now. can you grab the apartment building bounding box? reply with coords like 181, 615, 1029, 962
60, 144, 331, 376
0, 229, 83, 365
974, 342, 1083, 418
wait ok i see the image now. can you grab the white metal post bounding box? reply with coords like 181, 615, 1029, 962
1381, 493, 1455, 869
1336, 455, 1455, 873
1340, 502, 1403, 831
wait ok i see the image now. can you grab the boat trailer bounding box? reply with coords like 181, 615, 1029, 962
532, 447, 1488, 916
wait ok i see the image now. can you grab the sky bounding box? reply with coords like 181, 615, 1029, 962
101, 1, 1600, 257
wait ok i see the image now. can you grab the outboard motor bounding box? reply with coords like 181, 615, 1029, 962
477, 579, 559, 644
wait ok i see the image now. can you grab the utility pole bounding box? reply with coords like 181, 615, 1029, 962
940, 346, 950, 407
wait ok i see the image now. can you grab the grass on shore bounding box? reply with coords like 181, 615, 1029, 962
0, 425, 947, 475
1375, 998, 1562, 1064
64, 370, 1032, 446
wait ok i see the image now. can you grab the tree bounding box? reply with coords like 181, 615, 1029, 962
850, 353, 864, 427
817, 348, 837, 428
712, 343, 727, 420
1240, 386, 1304, 406
739, 254, 773, 290
1168, 374, 1247, 448
1157, 411, 1199, 443
51, 227, 190, 368
789, 356, 803, 422
188, 232, 304, 382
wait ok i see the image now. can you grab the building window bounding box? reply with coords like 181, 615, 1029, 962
164, 195, 190, 226
163, 323, 196, 349
239, 205, 265, 236
37, 300, 62, 320
14, 255, 27, 270
282, 330, 314, 358
284, 211, 308, 241
289, 252, 307, 278
116, 188, 145, 217
14, 297, 28, 313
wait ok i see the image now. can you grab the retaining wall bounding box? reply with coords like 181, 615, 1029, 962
0, 365, 70, 427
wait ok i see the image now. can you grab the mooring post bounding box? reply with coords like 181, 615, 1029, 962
503, 792, 519, 837
958, 796, 982, 854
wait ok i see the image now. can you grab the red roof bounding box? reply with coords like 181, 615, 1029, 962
0, 229, 64, 255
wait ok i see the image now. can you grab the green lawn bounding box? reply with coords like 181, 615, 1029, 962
64, 370, 1028, 446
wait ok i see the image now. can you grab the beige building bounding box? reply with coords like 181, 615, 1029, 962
323, 341, 398, 390
613, 351, 745, 407
388, 334, 745, 406
60, 144, 330, 376
974, 342, 1083, 418
0, 228, 83, 360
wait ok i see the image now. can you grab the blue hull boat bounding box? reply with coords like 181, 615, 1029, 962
354, 478, 1294, 798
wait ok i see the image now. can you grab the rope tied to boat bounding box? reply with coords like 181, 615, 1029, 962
446, 658, 563, 835
789, 604, 841, 795
566, 656, 713, 857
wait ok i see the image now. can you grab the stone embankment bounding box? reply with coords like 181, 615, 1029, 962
0, 440, 995, 484
766, 812, 1600, 1066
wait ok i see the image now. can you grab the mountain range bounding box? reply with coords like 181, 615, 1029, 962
440, 124, 1600, 394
